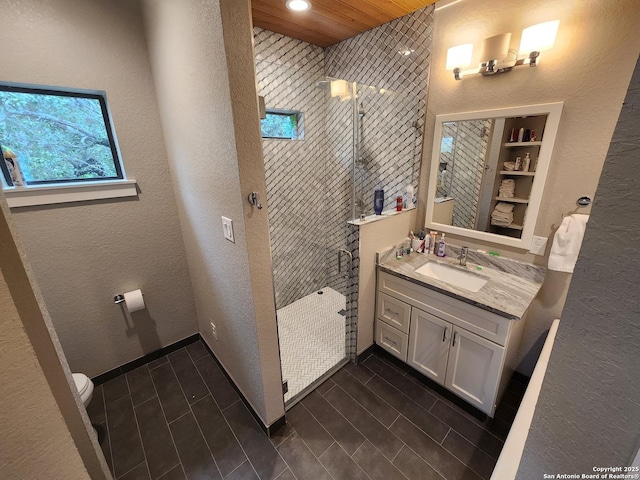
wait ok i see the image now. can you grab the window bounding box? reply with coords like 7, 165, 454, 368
260, 110, 303, 140
0, 84, 125, 187
441, 136, 454, 153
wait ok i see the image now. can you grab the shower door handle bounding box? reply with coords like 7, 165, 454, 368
338, 249, 352, 278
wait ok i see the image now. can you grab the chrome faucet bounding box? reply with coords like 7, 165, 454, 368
459, 246, 468, 267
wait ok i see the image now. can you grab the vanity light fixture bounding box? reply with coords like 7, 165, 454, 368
447, 20, 560, 80
285, 0, 311, 12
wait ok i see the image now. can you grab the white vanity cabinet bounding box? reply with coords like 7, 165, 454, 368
376, 270, 526, 417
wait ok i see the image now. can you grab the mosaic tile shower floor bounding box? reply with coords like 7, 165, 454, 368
277, 287, 347, 402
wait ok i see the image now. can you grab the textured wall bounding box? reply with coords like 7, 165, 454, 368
1, 0, 198, 377
254, 28, 329, 308
0, 270, 89, 479
518, 55, 640, 476
219, 0, 285, 426
419, 0, 640, 375
142, 0, 284, 425
0, 198, 110, 479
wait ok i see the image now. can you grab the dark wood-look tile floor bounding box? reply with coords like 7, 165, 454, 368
88, 343, 526, 480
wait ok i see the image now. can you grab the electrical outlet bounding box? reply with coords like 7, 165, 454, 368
210, 321, 217, 341
530, 235, 548, 255
221, 216, 234, 243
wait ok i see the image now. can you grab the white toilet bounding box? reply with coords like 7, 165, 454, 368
72, 373, 95, 408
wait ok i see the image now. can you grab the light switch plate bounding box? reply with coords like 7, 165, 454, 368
221, 216, 234, 243
530, 235, 548, 255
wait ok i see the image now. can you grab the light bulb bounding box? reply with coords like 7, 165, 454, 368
286, 0, 311, 12
446, 44, 473, 70
519, 20, 560, 54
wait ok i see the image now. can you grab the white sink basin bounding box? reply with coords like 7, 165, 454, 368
414, 262, 488, 292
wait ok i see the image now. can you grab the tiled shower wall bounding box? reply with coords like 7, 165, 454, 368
255, 5, 433, 309
254, 28, 329, 308
325, 6, 433, 215
438, 120, 491, 229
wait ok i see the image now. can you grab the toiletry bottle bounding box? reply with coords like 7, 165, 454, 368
396, 195, 403, 211
428, 231, 437, 254
514, 156, 522, 171
374, 189, 384, 215
436, 233, 447, 257
405, 185, 415, 209
522, 152, 531, 172
517, 127, 525, 142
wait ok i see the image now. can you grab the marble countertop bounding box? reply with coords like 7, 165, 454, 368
377, 244, 545, 320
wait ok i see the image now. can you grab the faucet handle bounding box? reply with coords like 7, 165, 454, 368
459, 246, 468, 266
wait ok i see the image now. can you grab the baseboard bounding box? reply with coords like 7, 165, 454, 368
91, 333, 200, 385
356, 343, 376, 364
511, 370, 530, 386
199, 335, 286, 437
90, 332, 286, 436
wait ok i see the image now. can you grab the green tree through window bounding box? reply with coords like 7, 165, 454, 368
260, 111, 302, 140
0, 84, 123, 186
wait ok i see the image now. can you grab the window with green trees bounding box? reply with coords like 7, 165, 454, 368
0, 84, 124, 187
260, 110, 303, 140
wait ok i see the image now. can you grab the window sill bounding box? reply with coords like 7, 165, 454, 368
2, 179, 138, 208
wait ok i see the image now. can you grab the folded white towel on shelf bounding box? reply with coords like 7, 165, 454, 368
548, 214, 590, 273
494, 202, 514, 214
491, 217, 513, 227
491, 202, 514, 226
498, 179, 515, 198
503, 162, 516, 171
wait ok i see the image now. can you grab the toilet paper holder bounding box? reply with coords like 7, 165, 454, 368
114, 294, 125, 304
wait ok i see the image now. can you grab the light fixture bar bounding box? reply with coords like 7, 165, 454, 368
448, 21, 558, 80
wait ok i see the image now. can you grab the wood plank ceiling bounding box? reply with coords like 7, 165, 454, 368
251, 0, 437, 48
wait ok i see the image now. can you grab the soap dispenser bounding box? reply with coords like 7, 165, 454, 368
436, 233, 447, 257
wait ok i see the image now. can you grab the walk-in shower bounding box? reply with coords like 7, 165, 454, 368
260, 72, 422, 405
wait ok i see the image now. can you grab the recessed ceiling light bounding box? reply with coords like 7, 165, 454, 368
286, 0, 311, 12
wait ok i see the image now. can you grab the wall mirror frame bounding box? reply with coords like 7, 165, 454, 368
425, 102, 563, 250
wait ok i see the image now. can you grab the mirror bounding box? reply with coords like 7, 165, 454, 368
426, 103, 563, 249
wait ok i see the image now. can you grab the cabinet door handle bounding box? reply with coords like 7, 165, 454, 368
452, 332, 458, 347
442, 326, 448, 342
383, 336, 397, 347
385, 308, 399, 317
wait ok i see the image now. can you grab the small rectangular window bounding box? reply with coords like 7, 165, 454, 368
260, 110, 303, 140
0, 83, 124, 187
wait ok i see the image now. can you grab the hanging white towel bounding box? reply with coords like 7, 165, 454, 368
547, 214, 589, 273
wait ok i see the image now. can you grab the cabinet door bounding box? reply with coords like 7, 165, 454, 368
445, 327, 505, 415
407, 308, 451, 384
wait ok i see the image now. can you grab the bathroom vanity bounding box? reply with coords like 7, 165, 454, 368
375, 246, 544, 417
